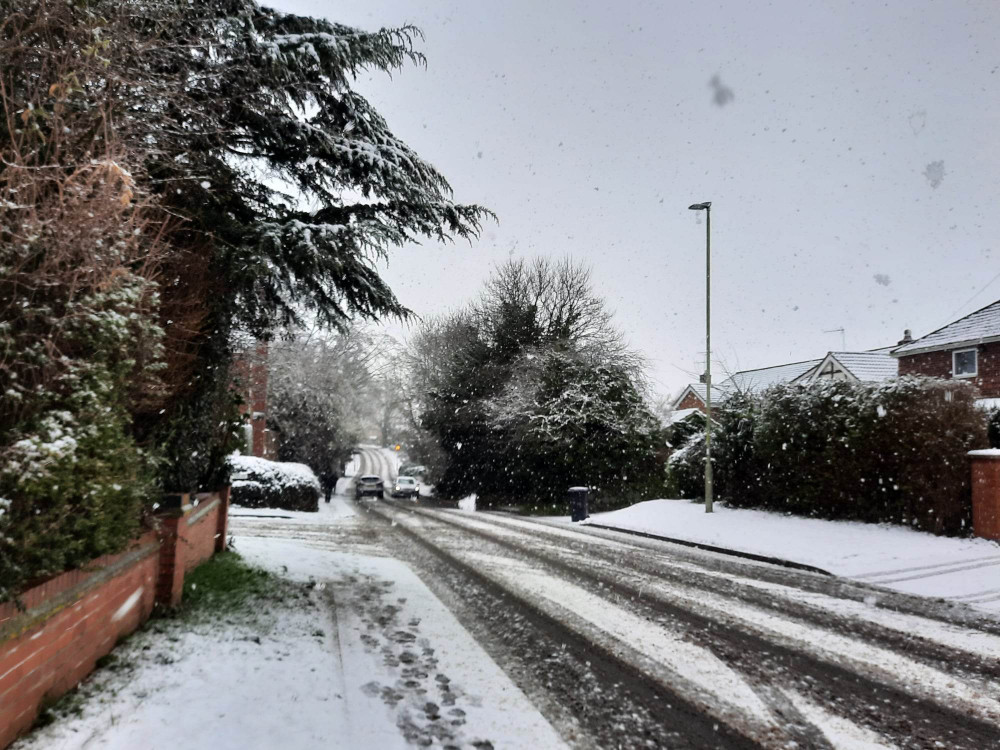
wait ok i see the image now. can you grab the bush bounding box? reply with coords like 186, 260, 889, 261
696, 377, 987, 536
665, 432, 706, 500
988, 408, 1000, 448
229, 455, 320, 512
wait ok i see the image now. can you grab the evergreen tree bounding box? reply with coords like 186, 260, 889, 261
5, 0, 491, 489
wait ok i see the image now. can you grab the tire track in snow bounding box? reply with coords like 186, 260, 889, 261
379, 502, 1000, 749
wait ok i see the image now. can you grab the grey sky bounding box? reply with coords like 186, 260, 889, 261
274, 0, 1000, 398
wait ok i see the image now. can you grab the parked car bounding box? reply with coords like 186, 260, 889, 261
355, 475, 384, 499
390, 475, 420, 500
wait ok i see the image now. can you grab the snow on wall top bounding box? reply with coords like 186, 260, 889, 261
893, 298, 1000, 356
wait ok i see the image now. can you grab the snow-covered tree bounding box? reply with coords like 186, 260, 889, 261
409, 258, 664, 507
266, 327, 378, 492
1, 0, 490, 490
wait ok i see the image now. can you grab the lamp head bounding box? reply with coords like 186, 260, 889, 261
688, 202, 712, 211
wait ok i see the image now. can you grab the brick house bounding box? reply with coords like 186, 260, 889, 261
670, 358, 822, 414
671, 382, 726, 414
231, 342, 276, 458
670, 348, 898, 416
893, 299, 1000, 401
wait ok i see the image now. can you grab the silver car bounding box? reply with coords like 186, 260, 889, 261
355, 475, 384, 499
390, 475, 419, 500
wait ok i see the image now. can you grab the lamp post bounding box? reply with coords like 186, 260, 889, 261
688, 201, 713, 513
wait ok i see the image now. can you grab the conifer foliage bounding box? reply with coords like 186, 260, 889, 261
0, 0, 487, 598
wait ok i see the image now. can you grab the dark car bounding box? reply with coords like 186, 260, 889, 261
390, 475, 419, 500
355, 474, 384, 499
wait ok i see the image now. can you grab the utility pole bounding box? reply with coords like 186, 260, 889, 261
688, 201, 713, 513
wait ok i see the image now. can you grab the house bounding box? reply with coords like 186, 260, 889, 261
231, 342, 277, 459
893, 299, 1000, 402
670, 347, 899, 415
671, 381, 727, 413
793, 348, 898, 385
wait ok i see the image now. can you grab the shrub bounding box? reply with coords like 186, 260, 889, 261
665, 432, 706, 500
229, 455, 320, 512
708, 377, 986, 535
987, 408, 1000, 448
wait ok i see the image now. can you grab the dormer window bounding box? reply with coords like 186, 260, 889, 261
953, 348, 977, 378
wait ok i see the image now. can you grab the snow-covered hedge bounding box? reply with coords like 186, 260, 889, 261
229, 455, 320, 512
667, 377, 988, 535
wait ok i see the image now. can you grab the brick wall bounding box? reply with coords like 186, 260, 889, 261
969, 453, 1000, 541
675, 390, 707, 413
0, 489, 229, 748
0, 535, 159, 748
898, 341, 1000, 398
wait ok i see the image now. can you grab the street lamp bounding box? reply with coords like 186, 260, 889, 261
688, 201, 713, 513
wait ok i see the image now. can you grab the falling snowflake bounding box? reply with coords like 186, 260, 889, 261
709, 75, 734, 107
923, 161, 945, 189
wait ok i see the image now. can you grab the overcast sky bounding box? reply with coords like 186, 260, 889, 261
273, 0, 1000, 399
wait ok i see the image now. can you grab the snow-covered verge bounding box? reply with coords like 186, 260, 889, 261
12, 560, 345, 750
228, 453, 320, 511
576, 499, 1000, 616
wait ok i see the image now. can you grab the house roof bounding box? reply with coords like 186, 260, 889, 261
893, 298, 1000, 356
825, 351, 898, 382
721, 359, 823, 393
670, 382, 726, 409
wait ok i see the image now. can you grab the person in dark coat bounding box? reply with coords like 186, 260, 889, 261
319, 472, 337, 503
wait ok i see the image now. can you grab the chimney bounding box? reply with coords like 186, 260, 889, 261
897, 328, 913, 346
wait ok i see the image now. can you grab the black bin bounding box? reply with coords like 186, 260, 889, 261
568, 486, 589, 522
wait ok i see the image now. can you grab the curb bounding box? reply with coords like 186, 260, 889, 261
582, 523, 834, 576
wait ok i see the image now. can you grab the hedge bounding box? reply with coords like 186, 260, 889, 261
666, 377, 988, 535
229, 455, 320, 512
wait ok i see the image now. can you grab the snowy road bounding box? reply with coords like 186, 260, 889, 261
228, 447, 1000, 749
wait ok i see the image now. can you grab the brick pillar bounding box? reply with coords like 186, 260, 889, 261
215, 485, 231, 553
156, 493, 192, 607
968, 450, 1000, 541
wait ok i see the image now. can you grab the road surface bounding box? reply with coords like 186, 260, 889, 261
236, 446, 1000, 749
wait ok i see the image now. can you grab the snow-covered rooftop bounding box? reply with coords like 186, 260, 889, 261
893, 298, 1000, 356
828, 351, 898, 382
721, 359, 822, 393
671, 382, 725, 408
667, 407, 702, 425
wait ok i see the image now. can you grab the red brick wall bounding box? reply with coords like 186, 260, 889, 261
970, 454, 1000, 541
182, 494, 225, 573
675, 390, 707, 413
898, 341, 1000, 398
0, 490, 230, 748
0, 535, 159, 748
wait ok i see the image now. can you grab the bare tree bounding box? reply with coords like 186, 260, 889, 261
473, 257, 645, 377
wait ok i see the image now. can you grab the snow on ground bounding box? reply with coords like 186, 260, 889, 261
238, 536, 566, 749
458, 494, 477, 512
15, 576, 346, 750
17, 493, 564, 750
575, 499, 1000, 616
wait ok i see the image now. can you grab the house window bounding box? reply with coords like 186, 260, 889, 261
953, 348, 977, 378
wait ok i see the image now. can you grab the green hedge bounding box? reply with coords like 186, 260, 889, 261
229, 455, 320, 512
666, 377, 987, 535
